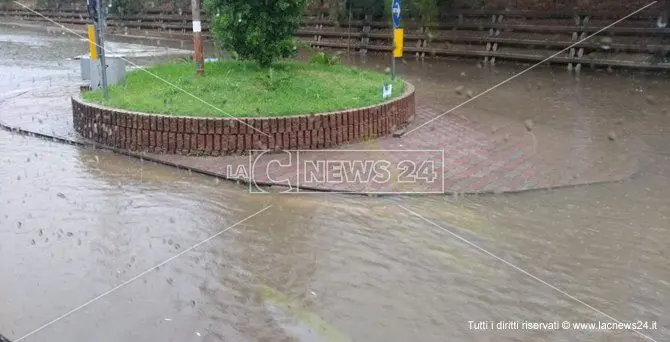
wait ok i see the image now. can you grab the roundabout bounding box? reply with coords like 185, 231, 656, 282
74, 60, 416, 155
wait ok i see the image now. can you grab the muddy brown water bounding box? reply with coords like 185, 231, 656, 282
1, 25, 669, 342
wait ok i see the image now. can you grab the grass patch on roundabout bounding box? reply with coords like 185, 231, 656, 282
83, 60, 405, 117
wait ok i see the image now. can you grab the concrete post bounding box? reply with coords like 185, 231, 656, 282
191, 0, 205, 76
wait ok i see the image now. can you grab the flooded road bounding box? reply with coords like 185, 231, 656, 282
1, 24, 669, 342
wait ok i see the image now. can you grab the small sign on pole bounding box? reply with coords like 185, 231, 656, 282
393, 28, 404, 58
392, 0, 402, 29
382, 84, 393, 99
87, 24, 97, 60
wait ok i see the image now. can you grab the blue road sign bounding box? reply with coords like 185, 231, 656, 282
392, 0, 401, 28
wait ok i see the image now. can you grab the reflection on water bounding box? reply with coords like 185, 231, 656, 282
1, 25, 669, 342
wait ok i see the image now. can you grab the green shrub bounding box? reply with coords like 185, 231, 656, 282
309, 51, 342, 66
205, 0, 308, 68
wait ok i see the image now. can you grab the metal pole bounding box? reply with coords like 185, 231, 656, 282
347, 5, 351, 59
191, 0, 205, 76
391, 21, 395, 80
96, 0, 109, 98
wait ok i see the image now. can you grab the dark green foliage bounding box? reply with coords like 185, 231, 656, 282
205, 0, 308, 67
109, 0, 145, 19
309, 51, 342, 66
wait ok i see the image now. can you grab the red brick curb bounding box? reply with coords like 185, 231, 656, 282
71, 83, 415, 156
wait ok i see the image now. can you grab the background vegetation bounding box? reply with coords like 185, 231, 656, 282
3, 0, 658, 18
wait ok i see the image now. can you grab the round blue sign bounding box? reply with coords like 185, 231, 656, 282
392, 0, 401, 28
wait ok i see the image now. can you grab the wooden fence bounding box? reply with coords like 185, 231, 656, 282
1, 7, 668, 70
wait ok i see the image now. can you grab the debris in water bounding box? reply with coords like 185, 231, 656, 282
524, 119, 534, 132
454, 85, 464, 95
195, 332, 201, 337
164, 318, 173, 321
608, 131, 617, 141
57, 192, 66, 199
66, 232, 73, 237
466, 90, 474, 98
460, 71, 466, 77
166, 277, 174, 285
31, 239, 36, 245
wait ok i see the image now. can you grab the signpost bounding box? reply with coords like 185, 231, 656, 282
94, 0, 108, 98
391, 0, 403, 80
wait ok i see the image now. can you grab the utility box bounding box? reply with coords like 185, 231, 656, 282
80, 55, 91, 80
90, 57, 126, 90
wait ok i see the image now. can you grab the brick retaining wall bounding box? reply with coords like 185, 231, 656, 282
71, 83, 415, 155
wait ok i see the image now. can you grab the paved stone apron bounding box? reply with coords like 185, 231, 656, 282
0, 79, 640, 195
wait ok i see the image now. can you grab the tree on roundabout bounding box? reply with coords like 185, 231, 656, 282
204, 0, 308, 68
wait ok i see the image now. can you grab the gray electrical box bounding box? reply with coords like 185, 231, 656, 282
90, 57, 126, 89
80, 55, 91, 80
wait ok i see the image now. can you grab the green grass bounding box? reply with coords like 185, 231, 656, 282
83, 60, 405, 117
